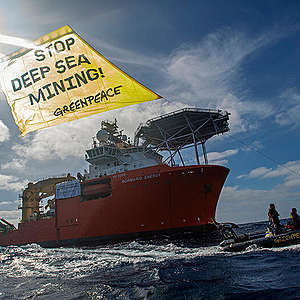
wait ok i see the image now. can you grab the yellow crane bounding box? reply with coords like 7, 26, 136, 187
20, 175, 75, 222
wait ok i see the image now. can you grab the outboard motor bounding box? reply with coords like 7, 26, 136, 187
213, 221, 254, 247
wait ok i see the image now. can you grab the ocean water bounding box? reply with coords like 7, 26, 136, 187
0, 222, 299, 300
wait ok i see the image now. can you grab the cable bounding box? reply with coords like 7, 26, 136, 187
228, 134, 300, 177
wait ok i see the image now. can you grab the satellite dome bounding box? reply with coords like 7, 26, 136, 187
96, 129, 110, 142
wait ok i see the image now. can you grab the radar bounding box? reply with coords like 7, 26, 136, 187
96, 129, 110, 142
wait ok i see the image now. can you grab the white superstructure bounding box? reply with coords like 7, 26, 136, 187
84, 121, 162, 180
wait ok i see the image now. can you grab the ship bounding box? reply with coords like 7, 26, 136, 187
0, 107, 230, 247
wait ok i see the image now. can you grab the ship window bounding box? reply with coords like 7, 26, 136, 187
96, 149, 100, 155
107, 163, 110, 167
100, 147, 103, 154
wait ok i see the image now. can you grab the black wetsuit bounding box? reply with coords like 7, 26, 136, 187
268, 208, 280, 225
268, 208, 281, 233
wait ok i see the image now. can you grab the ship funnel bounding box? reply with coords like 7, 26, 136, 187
96, 130, 110, 142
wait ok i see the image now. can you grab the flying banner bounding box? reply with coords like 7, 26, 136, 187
0, 25, 161, 136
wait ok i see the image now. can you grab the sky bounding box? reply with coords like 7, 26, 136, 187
0, 0, 300, 225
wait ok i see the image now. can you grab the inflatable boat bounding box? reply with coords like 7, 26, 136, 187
217, 222, 300, 252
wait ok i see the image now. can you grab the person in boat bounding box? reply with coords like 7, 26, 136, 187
268, 203, 281, 234
288, 208, 300, 230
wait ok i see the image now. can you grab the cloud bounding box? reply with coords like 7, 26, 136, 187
161, 29, 276, 132
201, 149, 239, 165
12, 119, 95, 161
208, 149, 239, 161
275, 89, 300, 128
284, 176, 300, 187
0, 120, 9, 142
1, 159, 26, 171
237, 160, 300, 188
237, 167, 272, 179
0, 174, 28, 191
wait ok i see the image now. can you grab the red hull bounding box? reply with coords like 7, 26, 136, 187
0, 164, 229, 247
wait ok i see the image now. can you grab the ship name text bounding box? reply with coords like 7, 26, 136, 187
121, 173, 160, 184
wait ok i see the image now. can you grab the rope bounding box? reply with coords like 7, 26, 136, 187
229, 134, 300, 177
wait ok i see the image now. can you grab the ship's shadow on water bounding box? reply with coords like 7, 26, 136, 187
0, 222, 300, 300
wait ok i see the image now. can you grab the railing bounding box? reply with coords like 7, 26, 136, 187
145, 107, 224, 125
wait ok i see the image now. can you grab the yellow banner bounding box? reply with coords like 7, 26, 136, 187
0, 26, 161, 136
